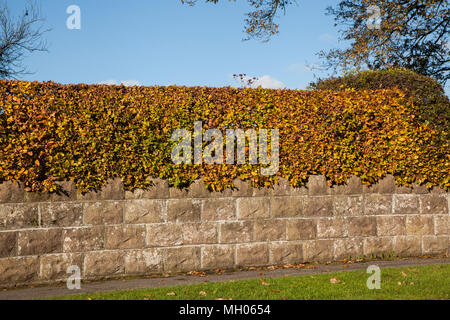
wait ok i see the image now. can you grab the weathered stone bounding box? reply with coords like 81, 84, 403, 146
169, 186, 189, 198
0, 204, 38, 230
317, 217, 347, 239
363, 237, 393, 256
364, 194, 392, 215
202, 199, 235, 221
236, 244, 269, 266
364, 175, 395, 194
23, 191, 50, 203
77, 178, 124, 201
188, 180, 218, 198
166, 199, 201, 222
0, 257, 39, 287
105, 225, 145, 249
40, 202, 84, 227
83, 201, 123, 225
395, 185, 413, 194
270, 242, 303, 265
334, 238, 363, 260
287, 219, 317, 240
420, 195, 448, 215
124, 199, 163, 224
430, 187, 446, 194
49, 181, 77, 202
254, 220, 285, 241
334, 196, 363, 216
63, 227, 105, 252
125, 179, 169, 200
347, 217, 377, 237
146, 223, 183, 247
124, 249, 162, 274
435, 216, 449, 235
406, 216, 434, 235
377, 216, 406, 236
84, 251, 124, 277
272, 178, 291, 196
237, 198, 270, 220
252, 186, 273, 197
231, 179, 253, 197
303, 240, 334, 262
422, 236, 448, 255
18, 229, 62, 256
0, 181, 25, 203
412, 184, 429, 194
40, 253, 83, 281
272, 197, 302, 218
272, 178, 307, 196
0, 232, 17, 258
163, 247, 201, 272
331, 175, 363, 195
303, 197, 333, 217
393, 195, 419, 214
307, 175, 330, 195
202, 245, 235, 269
220, 221, 253, 243
183, 223, 218, 245
393, 236, 422, 256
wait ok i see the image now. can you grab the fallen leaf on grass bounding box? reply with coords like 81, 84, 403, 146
199, 291, 207, 296
271, 289, 281, 293
216, 298, 232, 300
167, 292, 176, 296
330, 278, 341, 284
401, 272, 407, 277
260, 278, 270, 286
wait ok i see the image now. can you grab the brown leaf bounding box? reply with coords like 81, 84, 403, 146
330, 278, 341, 284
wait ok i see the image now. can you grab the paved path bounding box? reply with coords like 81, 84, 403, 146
1, 257, 449, 300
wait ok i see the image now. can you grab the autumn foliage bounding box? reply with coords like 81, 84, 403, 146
0, 80, 448, 193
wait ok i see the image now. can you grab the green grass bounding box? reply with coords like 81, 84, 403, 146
48, 264, 450, 300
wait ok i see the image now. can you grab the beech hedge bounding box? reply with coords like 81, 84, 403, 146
0, 80, 448, 193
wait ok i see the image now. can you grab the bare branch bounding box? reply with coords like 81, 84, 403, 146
0, 0, 49, 79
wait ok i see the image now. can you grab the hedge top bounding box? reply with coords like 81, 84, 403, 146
0, 80, 448, 193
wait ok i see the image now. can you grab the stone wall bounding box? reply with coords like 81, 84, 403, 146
0, 175, 448, 288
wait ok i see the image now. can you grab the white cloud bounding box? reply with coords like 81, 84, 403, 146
251, 75, 285, 89
99, 79, 141, 86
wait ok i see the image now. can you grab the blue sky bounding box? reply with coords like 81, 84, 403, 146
8, 0, 449, 94
7, 0, 344, 89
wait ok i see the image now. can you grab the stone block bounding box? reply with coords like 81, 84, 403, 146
40, 202, 84, 227
220, 221, 253, 244
105, 225, 145, 249
18, 229, 62, 256
286, 219, 317, 240
201, 245, 235, 269
163, 247, 201, 272
166, 199, 201, 222
202, 199, 235, 221
237, 198, 270, 220
236, 244, 269, 266
124, 199, 163, 224
63, 227, 105, 252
